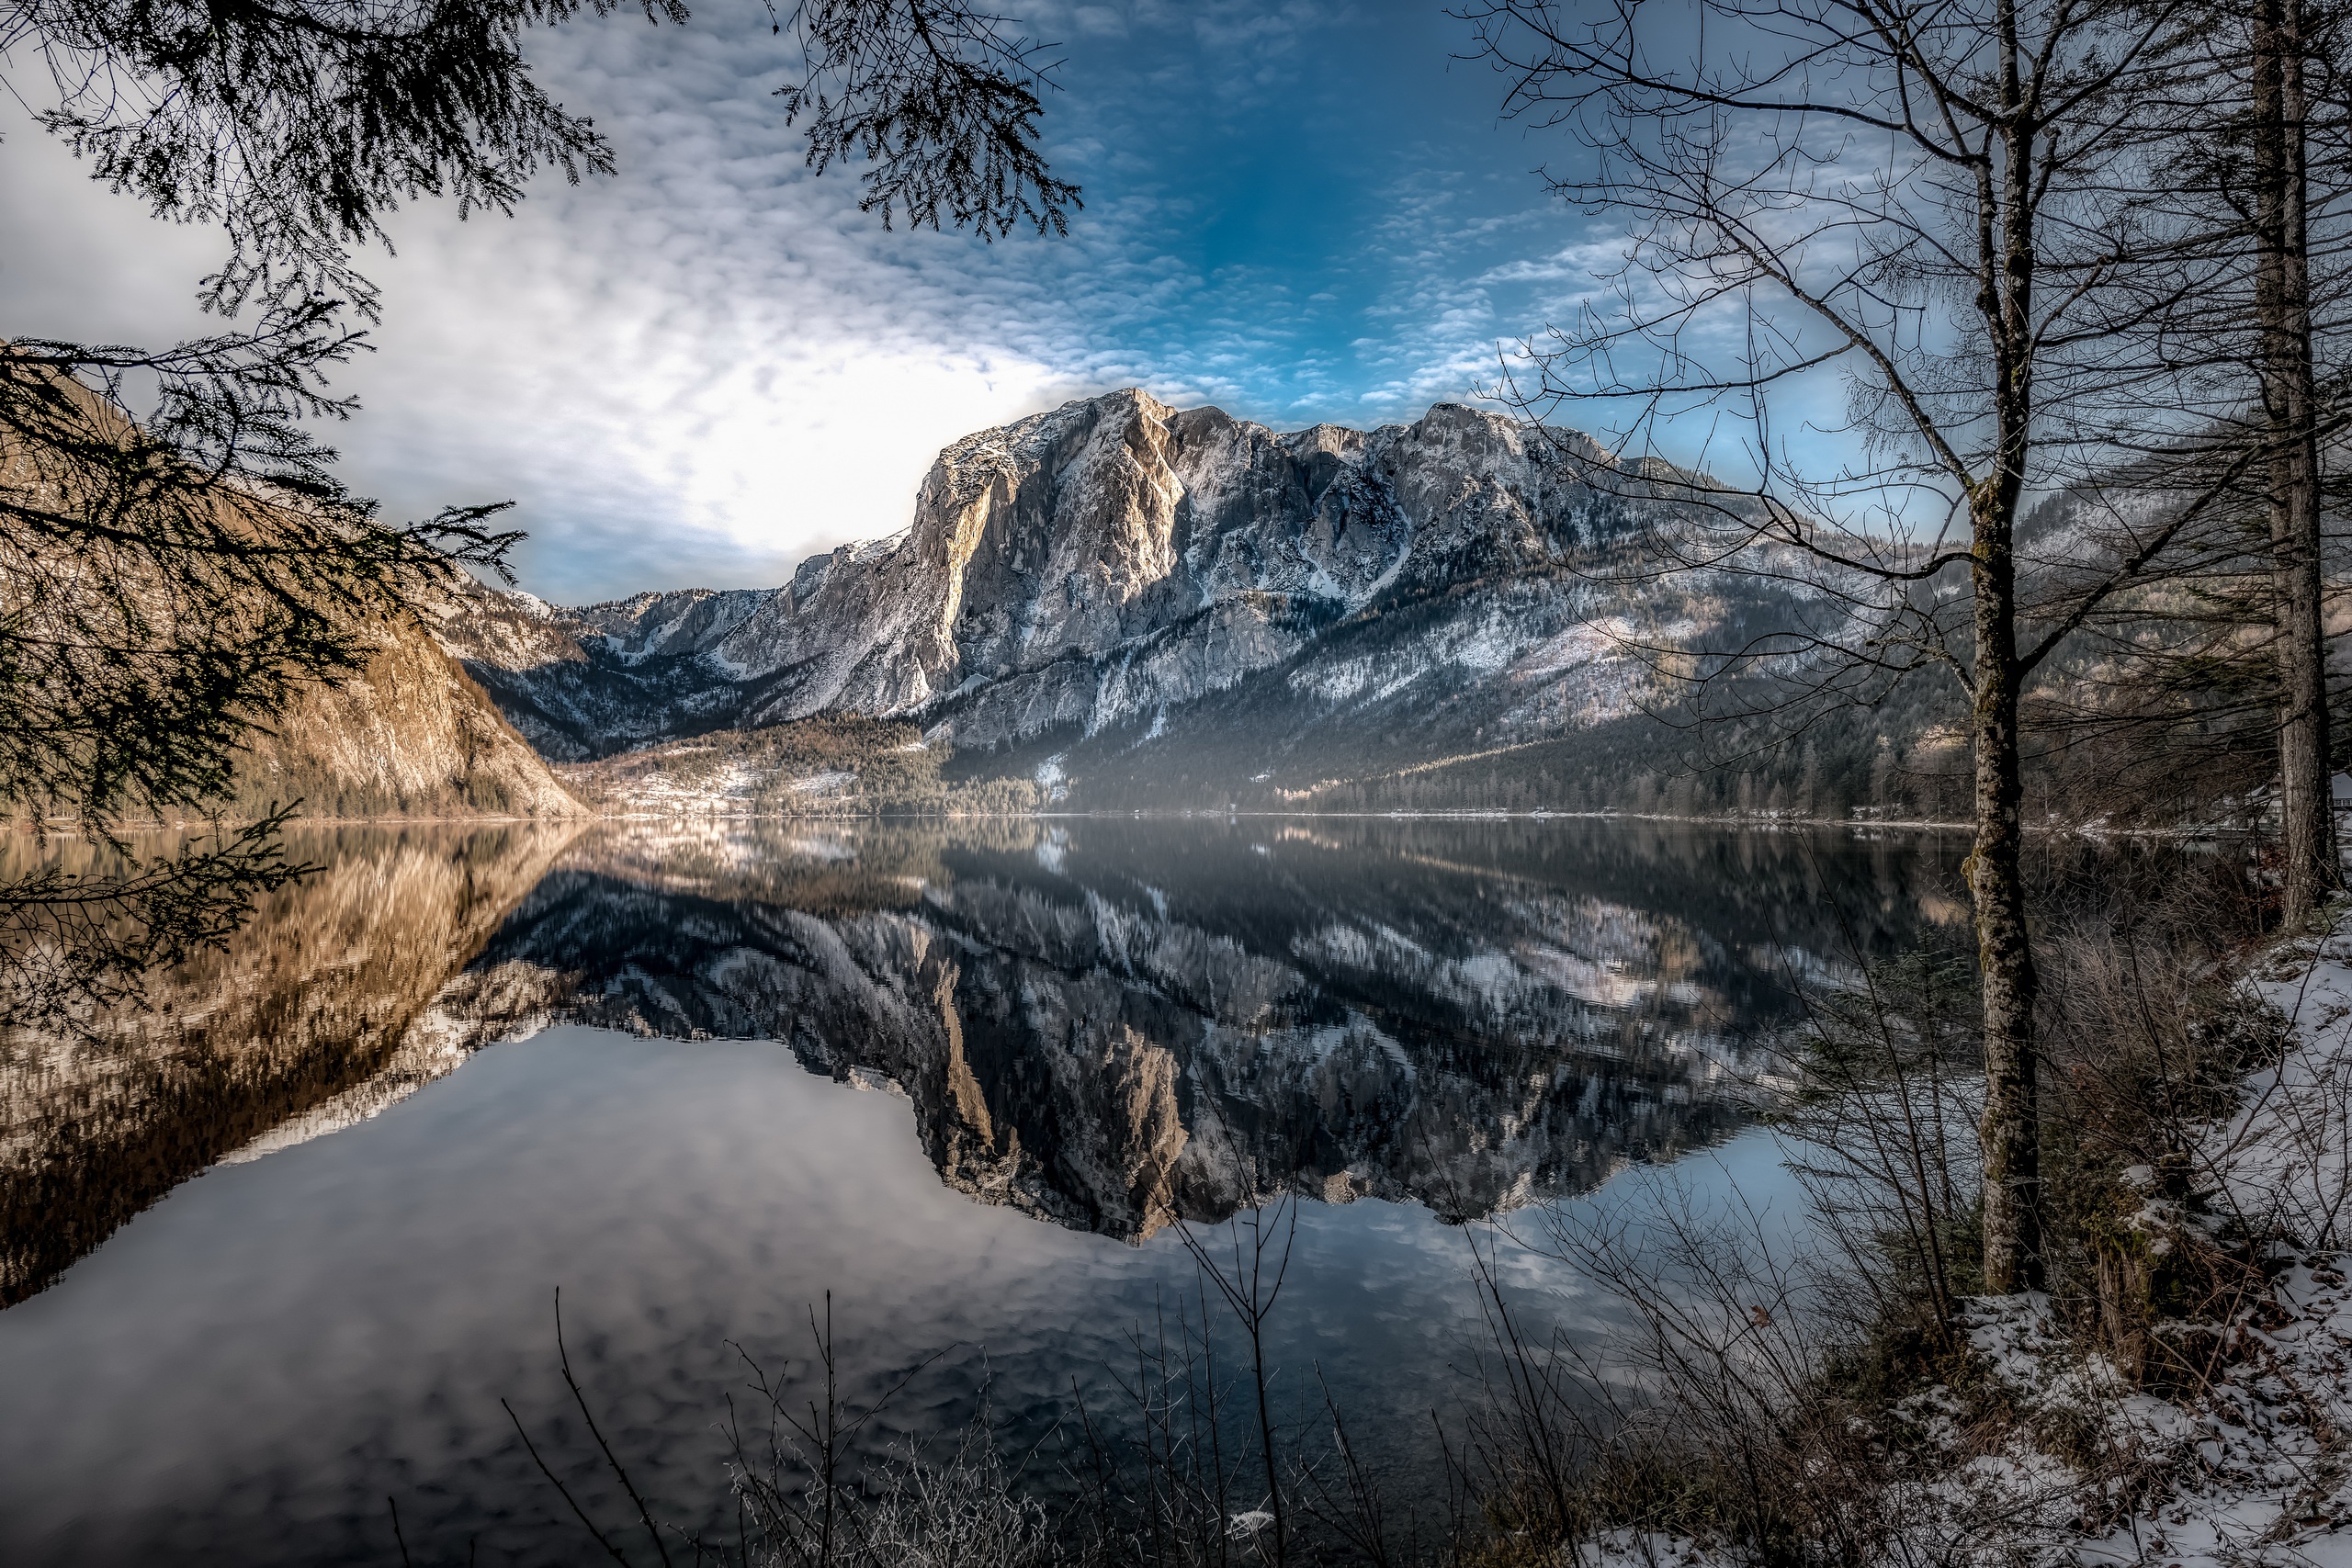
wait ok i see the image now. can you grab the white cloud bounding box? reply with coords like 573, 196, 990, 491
1, 20, 1103, 601
0, 2, 1631, 603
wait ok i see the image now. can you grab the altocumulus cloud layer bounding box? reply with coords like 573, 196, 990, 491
0, 0, 1625, 603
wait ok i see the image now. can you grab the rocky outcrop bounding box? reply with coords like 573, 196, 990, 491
432, 392, 1723, 782
228, 613, 585, 818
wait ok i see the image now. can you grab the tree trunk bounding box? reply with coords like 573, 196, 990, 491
1971, 506, 2043, 1295
2256, 0, 2341, 927
1976, 5, 2043, 1296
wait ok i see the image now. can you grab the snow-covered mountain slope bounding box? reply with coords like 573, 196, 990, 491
424, 584, 775, 761
432, 389, 1793, 795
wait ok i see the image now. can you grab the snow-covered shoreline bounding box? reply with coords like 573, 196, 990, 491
1582, 913, 2352, 1568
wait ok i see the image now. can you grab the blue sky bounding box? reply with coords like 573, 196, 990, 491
1, 0, 1626, 603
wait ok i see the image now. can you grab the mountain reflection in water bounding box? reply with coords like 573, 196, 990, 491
480, 818, 1966, 1239
4, 816, 1968, 1303
0, 817, 1996, 1568
0, 823, 584, 1304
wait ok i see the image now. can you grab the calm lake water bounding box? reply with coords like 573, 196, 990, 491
0, 817, 1976, 1565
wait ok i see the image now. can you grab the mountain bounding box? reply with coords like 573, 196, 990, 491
433, 390, 1795, 807
1, 354, 587, 829
424, 583, 774, 761
224, 611, 586, 820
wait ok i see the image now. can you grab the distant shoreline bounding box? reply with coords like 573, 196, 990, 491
11, 807, 2262, 842
1025, 808, 2255, 841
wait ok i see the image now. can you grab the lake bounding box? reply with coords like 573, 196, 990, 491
0, 816, 1974, 1565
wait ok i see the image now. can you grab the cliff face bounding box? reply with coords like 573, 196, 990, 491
0, 357, 586, 826
432, 392, 1736, 787
702, 393, 1623, 731
228, 613, 586, 819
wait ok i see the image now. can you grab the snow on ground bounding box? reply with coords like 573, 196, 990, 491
1034, 753, 1069, 805
2062, 1257, 2352, 1565
2213, 919, 2352, 1249
788, 769, 855, 795
587, 756, 874, 817
1577, 910, 2352, 1568
605, 758, 762, 814
1953, 915, 2352, 1566
1913, 1272, 2352, 1568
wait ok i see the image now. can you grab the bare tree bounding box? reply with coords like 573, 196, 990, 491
1175, 1197, 1300, 1568
1464, 0, 2233, 1293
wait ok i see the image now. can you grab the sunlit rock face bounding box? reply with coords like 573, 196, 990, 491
230, 615, 586, 818
0, 824, 583, 1303
431, 391, 1689, 769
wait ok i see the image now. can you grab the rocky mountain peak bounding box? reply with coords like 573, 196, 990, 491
431, 390, 1678, 770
